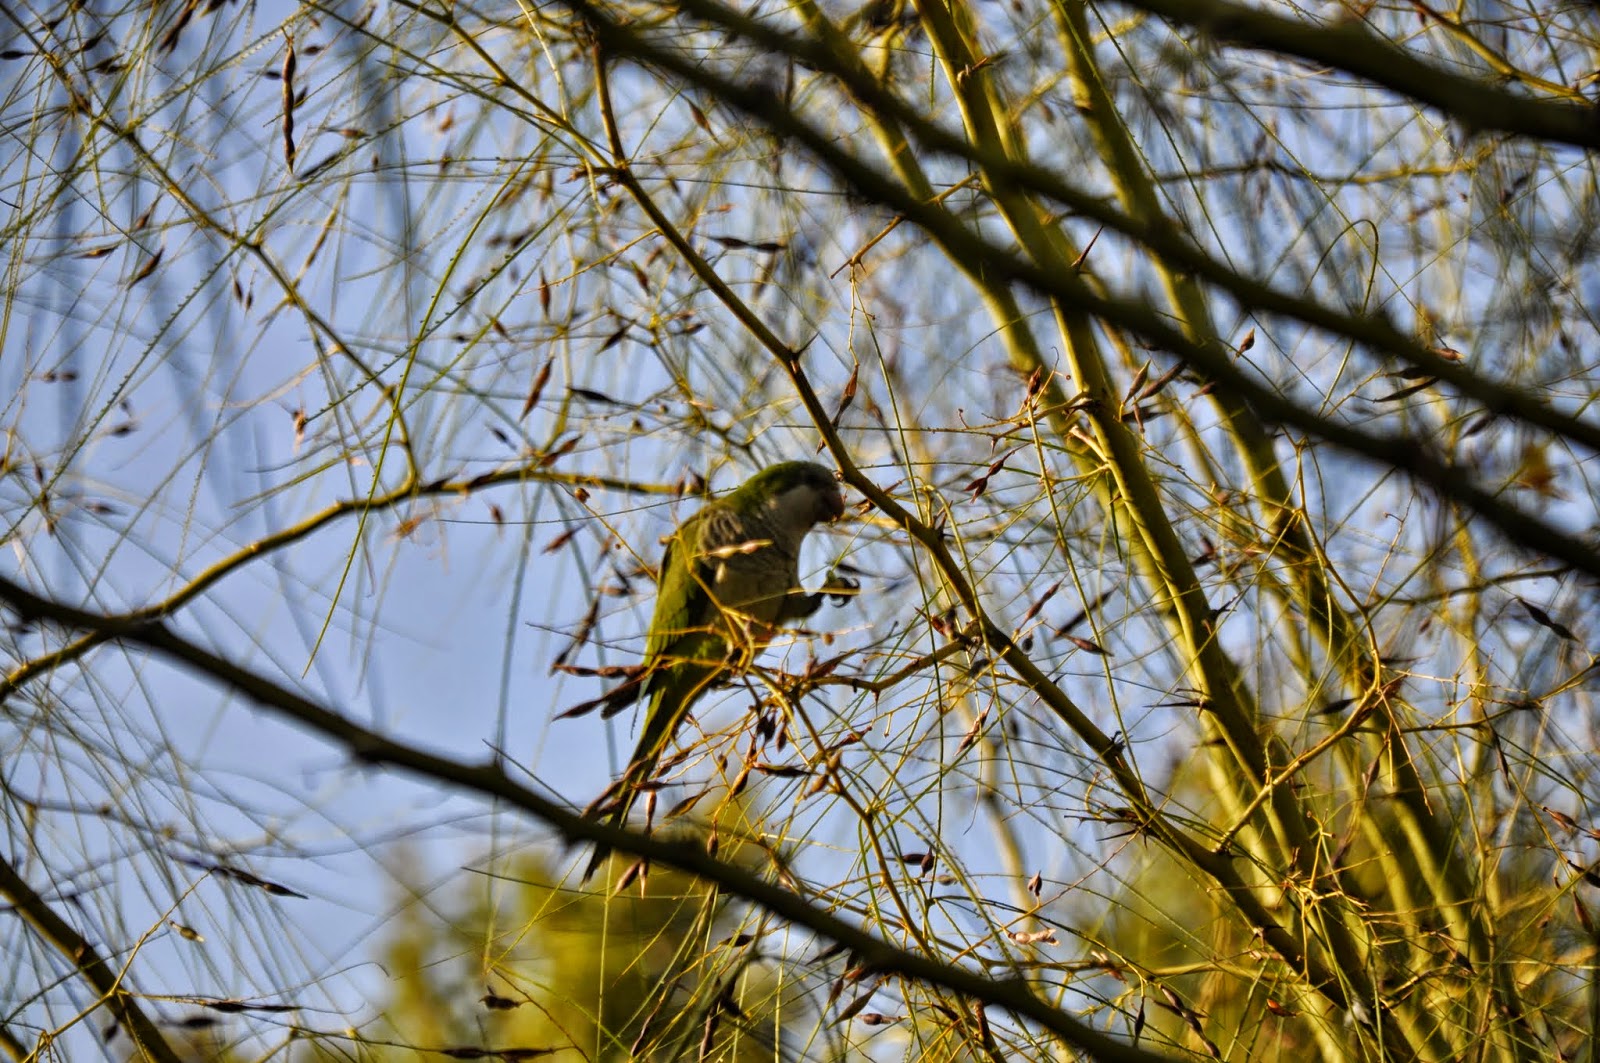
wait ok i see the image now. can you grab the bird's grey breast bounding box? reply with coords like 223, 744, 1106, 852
701, 506, 800, 624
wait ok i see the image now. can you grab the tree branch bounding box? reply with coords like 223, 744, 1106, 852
0, 854, 183, 1063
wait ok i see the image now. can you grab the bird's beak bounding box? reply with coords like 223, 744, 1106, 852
826, 487, 847, 522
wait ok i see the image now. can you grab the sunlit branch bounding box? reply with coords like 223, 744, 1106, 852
655, 0, 1600, 458
0, 465, 675, 703
565, 1, 1600, 585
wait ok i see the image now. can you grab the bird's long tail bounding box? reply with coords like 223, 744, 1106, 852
580, 664, 716, 883
581, 759, 656, 883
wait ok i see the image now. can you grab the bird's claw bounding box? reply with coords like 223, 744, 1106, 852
822, 568, 861, 606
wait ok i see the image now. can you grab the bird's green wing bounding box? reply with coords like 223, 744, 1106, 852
644, 499, 759, 666
630, 494, 781, 776
643, 506, 712, 664
633, 500, 743, 761
583, 505, 739, 880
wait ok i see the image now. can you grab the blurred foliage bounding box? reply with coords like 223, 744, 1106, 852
310, 842, 807, 1062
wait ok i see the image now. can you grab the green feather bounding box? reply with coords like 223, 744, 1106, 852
583, 462, 841, 880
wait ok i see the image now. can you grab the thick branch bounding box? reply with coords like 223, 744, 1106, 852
566, 4, 1600, 584
1128, 0, 1599, 148
662, 0, 1600, 458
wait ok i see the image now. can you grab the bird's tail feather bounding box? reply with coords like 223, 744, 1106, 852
580, 756, 658, 882
580, 665, 719, 884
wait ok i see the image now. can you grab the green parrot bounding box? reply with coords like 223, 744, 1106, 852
584, 461, 848, 879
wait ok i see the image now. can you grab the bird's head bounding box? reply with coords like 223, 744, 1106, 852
731, 460, 846, 529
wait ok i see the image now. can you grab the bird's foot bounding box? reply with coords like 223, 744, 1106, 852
822, 567, 861, 606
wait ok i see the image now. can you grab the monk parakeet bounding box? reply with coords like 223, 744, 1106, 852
585, 461, 849, 878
